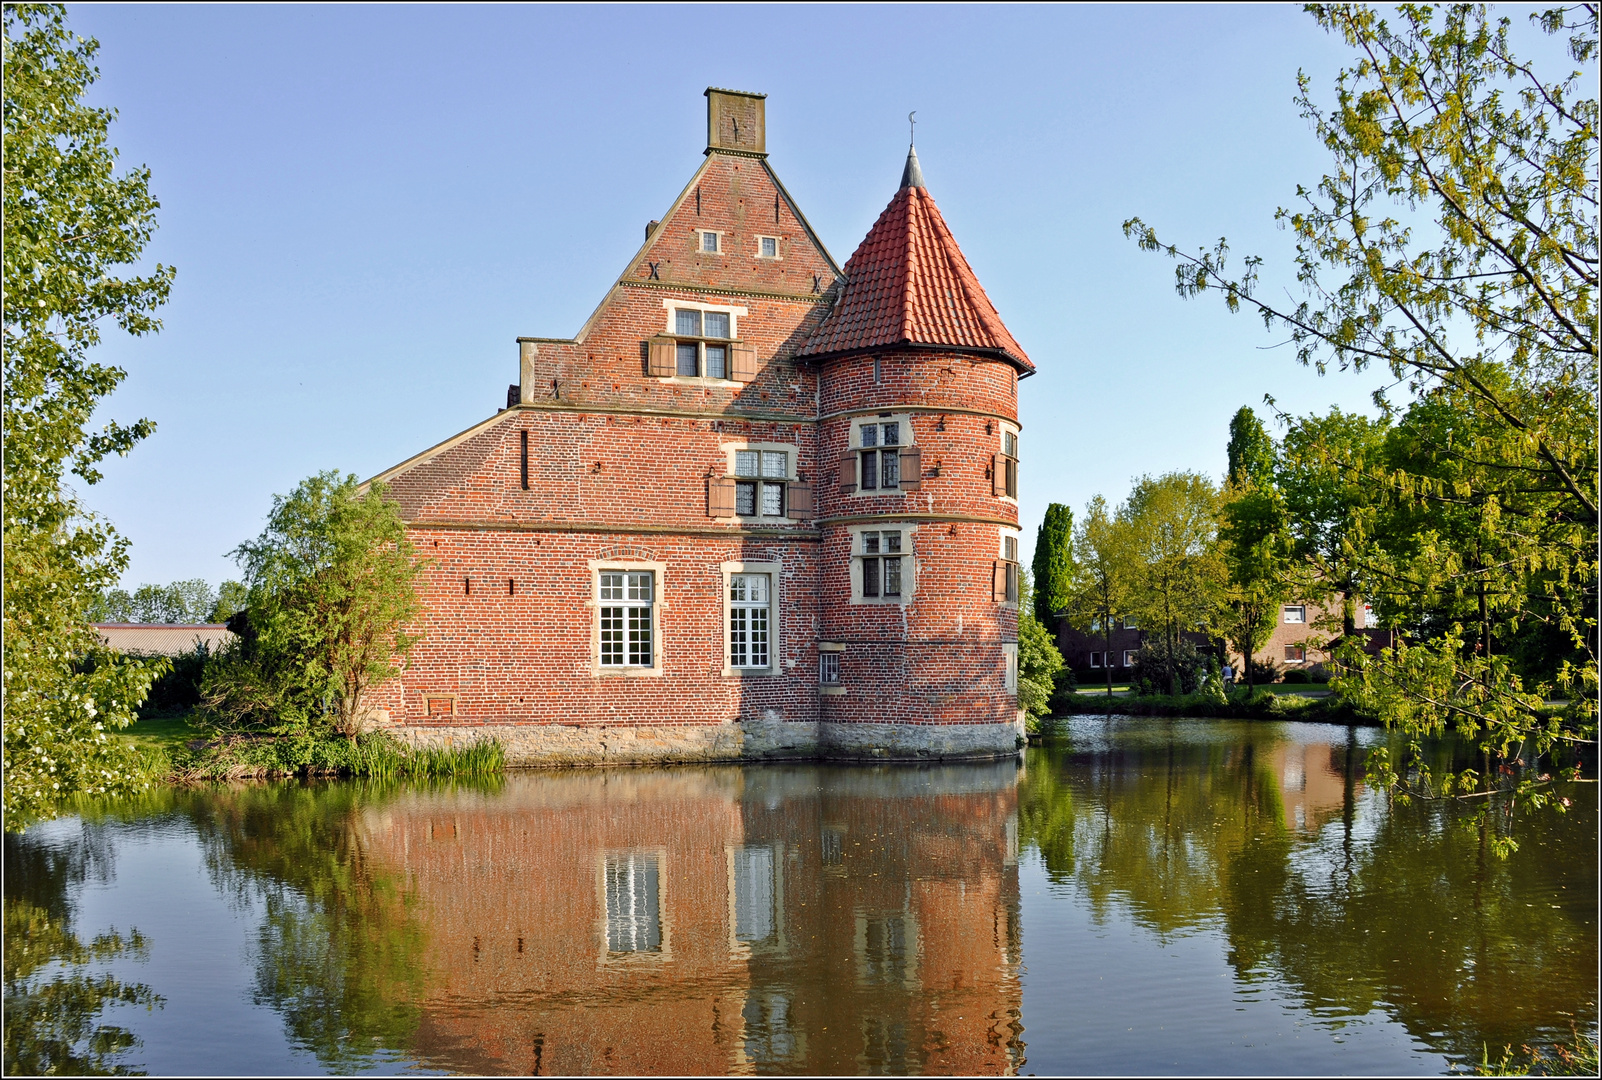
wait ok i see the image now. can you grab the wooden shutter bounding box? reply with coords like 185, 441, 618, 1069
991, 454, 1001, 496
786, 482, 812, 519
708, 476, 736, 518
838, 453, 857, 493
992, 561, 1008, 603
730, 342, 759, 382
647, 337, 676, 377
898, 446, 922, 491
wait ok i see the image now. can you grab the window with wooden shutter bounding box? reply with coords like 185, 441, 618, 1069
991, 454, 1001, 496
1004, 456, 1018, 499
731, 343, 758, 382
647, 337, 676, 377
838, 454, 857, 493
992, 561, 1008, 603
708, 476, 737, 518
786, 482, 812, 519
898, 446, 922, 491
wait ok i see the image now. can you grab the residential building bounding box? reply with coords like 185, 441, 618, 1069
364, 89, 1034, 763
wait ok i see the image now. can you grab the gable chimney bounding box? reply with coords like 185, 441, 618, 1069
705, 88, 766, 156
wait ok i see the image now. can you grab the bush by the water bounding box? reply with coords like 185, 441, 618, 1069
1052, 686, 1373, 724
161, 730, 504, 781
1131, 638, 1208, 695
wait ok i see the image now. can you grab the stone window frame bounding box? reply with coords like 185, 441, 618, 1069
818, 642, 845, 696
848, 413, 917, 499
718, 440, 798, 522
725, 842, 787, 958
996, 525, 1021, 608
754, 234, 782, 260
696, 228, 724, 254
996, 420, 1020, 503
1002, 642, 1019, 694
721, 560, 782, 677
658, 299, 748, 385
596, 848, 674, 965
845, 522, 916, 606
587, 559, 667, 678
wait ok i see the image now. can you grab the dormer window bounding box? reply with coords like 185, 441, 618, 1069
648, 300, 754, 382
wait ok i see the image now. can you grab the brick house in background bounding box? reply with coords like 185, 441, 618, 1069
363, 89, 1035, 763
1054, 617, 1213, 683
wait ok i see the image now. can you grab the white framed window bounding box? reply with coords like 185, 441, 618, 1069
1123, 650, 1138, 667
996, 528, 1021, 605
1284, 605, 1306, 624
1002, 643, 1019, 693
1089, 652, 1103, 668
604, 852, 662, 953
697, 229, 721, 253
849, 415, 917, 495
1363, 603, 1378, 628
1122, 617, 1138, 630
590, 561, 665, 676
722, 561, 780, 676
756, 235, 780, 259
819, 651, 840, 685
996, 423, 1019, 500
728, 574, 771, 670
1285, 644, 1307, 663
734, 449, 789, 518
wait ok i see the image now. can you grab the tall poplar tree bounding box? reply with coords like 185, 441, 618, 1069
1125, 4, 1597, 827
2, 5, 175, 826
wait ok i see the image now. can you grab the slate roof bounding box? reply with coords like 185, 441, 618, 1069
798, 147, 1032, 372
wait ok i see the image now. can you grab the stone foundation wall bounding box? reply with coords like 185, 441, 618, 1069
391, 715, 1023, 767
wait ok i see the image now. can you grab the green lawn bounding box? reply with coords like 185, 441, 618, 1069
119, 712, 206, 755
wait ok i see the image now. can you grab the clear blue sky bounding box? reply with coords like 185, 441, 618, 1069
70, 4, 1405, 587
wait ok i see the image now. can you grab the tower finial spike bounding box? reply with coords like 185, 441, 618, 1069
908, 110, 916, 147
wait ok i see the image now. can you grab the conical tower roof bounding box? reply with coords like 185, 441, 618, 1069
798, 148, 1032, 372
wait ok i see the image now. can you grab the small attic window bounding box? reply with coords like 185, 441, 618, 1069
698, 230, 720, 253
758, 236, 779, 259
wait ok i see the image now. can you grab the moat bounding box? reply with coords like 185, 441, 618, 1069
5, 718, 1595, 1075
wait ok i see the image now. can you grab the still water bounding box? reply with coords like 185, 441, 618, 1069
5, 718, 1595, 1075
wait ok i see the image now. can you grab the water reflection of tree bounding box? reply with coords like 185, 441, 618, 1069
181, 782, 435, 1068
1018, 726, 1597, 1064
2, 829, 162, 1076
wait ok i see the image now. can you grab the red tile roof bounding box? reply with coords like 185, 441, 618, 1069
798, 158, 1032, 371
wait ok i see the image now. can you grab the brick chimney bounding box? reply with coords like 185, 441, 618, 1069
705, 88, 765, 156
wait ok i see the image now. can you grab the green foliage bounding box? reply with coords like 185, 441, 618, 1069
1478, 1028, 1601, 1077
1017, 571, 1065, 719
3, 5, 175, 828
1131, 637, 1207, 696
89, 578, 246, 624
3, 831, 163, 1075
1031, 503, 1074, 625
166, 729, 503, 782
1067, 495, 1136, 697
1120, 472, 1226, 694
1226, 406, 1275, 488
1124, 4, 1598, 827
201, 472, 425, 741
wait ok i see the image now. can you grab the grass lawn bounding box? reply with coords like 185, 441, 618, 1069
120, 712, 206, 755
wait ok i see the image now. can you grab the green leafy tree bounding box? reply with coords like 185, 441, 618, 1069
203, 473, 424, 741
1219, 408, 1295, 693
1031, 503, 1074, 626
1016, 571, 1065, 719
88, 578, 235, 624
1120, 472, 1226, 695
3, 5, 176, 827
1068, 496, 1136, 700
1123, 4, 1597, 822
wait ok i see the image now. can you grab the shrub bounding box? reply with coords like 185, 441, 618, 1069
1131, 638, 1207, 695
1281, 668, 1310, 684
1248, 656, 1282, 684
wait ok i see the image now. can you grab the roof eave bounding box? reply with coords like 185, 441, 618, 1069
794, 339, 1035, 374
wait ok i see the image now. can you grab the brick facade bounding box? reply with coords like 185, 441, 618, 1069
369, 90, 1035, 763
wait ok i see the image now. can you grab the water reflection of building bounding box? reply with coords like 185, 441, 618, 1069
361, 763, 1025, 1075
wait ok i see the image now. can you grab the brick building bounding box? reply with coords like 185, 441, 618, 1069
366, 89, 1034, 763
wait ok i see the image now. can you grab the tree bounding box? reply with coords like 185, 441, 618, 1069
1068, 496, 1136, 700
88, 578, 246, 624
1123, 4, 1597, 823
3, 5, 176, 827
1219, 408, 1295, 693
1120, 472, 1226, 695
1016, 571, 1065, 720
203, 473, 424, 742
1031, 503, 1074, 626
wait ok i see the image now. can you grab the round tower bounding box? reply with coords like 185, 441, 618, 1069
796, 146, 1034, 759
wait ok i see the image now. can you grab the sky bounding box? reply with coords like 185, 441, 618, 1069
65, 4, 1434, 586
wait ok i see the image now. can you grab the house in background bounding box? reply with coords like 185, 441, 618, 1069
1054, 616, 1213, 683
93, 624, 234, 656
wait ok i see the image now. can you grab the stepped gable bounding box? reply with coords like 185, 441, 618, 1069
798, 146, 1032, 372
